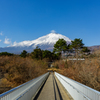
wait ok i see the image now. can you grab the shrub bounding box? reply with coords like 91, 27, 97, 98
54, 58, 100, 91
0, 56, 48, 93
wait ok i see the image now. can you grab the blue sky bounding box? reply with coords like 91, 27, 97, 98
0, 0, 100, 47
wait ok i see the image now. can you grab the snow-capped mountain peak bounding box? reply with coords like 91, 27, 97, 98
11, 31, 71, 48
0, 31, 72, 53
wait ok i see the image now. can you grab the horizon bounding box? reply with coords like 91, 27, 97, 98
0, 0, 100, 47
0, 31, 99, 48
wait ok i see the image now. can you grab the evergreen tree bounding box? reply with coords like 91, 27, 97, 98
31, 46, 42, 60
71, 38, 84, 58
42, 50, 51, 58
20, 50, 27, 58
0, 52, 14, 56
53, 39, 68, 54
81, 46, 90, 55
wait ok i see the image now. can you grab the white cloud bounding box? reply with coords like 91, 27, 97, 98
51, 30, 56, 33
4, 37, 11, 44
0, 32, 3, 36
0, 40, 2, 42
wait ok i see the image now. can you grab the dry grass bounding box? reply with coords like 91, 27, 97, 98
53, 57, 100, 91
1, 49, 100, 93
0, 56, 48, 93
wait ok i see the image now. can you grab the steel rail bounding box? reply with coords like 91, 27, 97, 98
55, 72, 100, 100
0, 72, 49, 100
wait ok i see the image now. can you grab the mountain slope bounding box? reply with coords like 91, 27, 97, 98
11, 32, 71, 47
88, 45, 100, 52
0, 32, 71, 54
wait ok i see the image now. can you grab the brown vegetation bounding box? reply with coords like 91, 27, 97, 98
0, 56, 48, 94
53, 56, 100, 92
0, 48, 100, 94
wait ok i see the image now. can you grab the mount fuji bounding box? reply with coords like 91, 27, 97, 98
0, 31, 71, 54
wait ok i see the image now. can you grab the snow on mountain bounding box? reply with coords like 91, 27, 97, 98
0, 31, 72, 53
11, 32, 71, 48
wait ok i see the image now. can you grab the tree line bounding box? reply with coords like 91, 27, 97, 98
20, 47, 59, 61
53, 38, 90, 59
0, 38, 90, 60
20, 38, 90, 60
